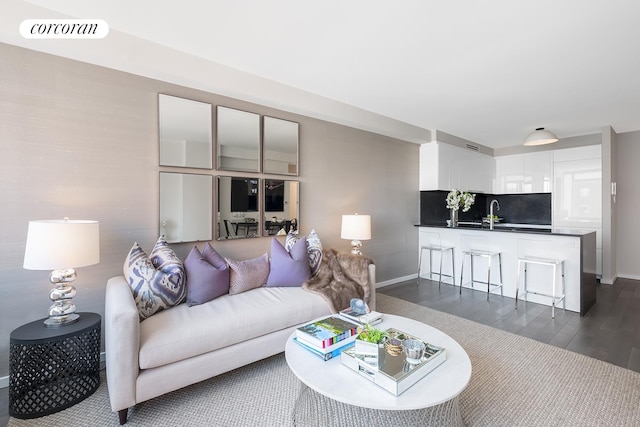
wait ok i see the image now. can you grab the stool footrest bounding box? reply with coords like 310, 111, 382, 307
519, 290, 565, 303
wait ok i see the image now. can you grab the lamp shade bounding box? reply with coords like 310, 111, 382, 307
523, 128, 559, 146
340, 214, 371, 240
24, 219, 100, 270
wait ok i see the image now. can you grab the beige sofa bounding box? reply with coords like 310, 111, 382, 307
104, 265, 375, 424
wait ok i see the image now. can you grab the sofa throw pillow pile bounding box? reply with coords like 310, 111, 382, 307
226, 253, 270, 295
266, 237, 311, 287
124, 236, 186, 321
184, 243, 230, 306
286, 229, 323, 276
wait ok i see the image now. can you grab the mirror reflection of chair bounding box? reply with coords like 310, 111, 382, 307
515, 238, 566, 318
418, 232, 455, 288
459, 234, 503, 300
223, 220, 236, 239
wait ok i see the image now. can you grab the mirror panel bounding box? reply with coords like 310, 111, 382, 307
217, 106, 261, 172
160, 172, 213, 243
263, 116, 299, 175
159, 94, 212, 169
263, 179, 299, 236
217, 176, 260, 239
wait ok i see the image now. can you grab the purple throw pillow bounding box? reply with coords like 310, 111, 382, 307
266, 237, 311, 287
184, 243, 230, 306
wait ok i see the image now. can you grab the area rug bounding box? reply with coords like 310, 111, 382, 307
8, 294, 640, 426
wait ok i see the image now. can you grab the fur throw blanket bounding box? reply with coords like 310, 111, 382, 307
302, 249, 374, 313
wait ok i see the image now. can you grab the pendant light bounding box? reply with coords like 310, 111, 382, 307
523, 128, 558, 146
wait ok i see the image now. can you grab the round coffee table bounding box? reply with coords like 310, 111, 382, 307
285, 314, 472, 426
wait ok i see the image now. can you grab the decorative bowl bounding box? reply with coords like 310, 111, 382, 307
384, 337, 403, 356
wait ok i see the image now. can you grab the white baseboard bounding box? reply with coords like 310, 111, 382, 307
0, 351, 106, 389
376, 273, 418, 289
614, 274, 639, 282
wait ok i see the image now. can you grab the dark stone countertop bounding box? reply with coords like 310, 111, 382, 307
415, 223, 595, 237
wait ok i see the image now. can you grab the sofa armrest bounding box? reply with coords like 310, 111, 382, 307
105, 276, 140, 412
368, 264, 376, 311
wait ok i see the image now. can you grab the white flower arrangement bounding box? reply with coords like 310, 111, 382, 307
446, 189, 476, 212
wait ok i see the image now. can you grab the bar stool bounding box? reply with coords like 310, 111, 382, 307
515, 238, 566, 318
418, 232, 455, 288
459, 234, 503, 300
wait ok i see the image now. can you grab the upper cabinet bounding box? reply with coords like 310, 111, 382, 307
494, 151, 552, 194
420, 142, 493, 193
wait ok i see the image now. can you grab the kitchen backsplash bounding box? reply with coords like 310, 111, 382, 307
420, 190, 552, 225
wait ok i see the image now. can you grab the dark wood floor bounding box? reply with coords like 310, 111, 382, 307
379, 276, 640, 373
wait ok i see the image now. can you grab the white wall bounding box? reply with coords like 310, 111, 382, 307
0, 43, 419, 378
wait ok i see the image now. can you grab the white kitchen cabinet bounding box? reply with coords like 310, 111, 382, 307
524, 151, 552, 193
494, 154, 523, 194
419, 142, 439, 191
420, 142, 493, 193
494, 151, 552, 194
552, 144, 602, 275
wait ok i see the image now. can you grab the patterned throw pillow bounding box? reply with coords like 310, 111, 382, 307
286, 229, 323, 277
124, 236, 186, 321
226, 253, 270, 295
184, 243, 230, 306
306, 229, 323, 276
266, 237, 311, 287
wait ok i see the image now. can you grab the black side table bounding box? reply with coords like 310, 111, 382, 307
9, 312, 101, 419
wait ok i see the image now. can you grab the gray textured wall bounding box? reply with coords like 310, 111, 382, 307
615, 130, 640, 280
0, 43, 419, 378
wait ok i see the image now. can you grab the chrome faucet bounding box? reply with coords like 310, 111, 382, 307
489, 199, 500, 230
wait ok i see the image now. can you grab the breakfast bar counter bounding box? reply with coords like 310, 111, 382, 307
416, 224, 597, 315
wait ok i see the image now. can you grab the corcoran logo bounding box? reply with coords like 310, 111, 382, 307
20, 19, 109, 39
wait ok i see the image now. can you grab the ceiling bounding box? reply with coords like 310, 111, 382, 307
5, 0, 640, 149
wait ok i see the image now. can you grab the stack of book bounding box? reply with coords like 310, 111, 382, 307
294, 315, 359, 361
339, 308, 383, 326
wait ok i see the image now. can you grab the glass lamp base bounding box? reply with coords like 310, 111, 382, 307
44, 313, 80, 327
350, 240, 363, 255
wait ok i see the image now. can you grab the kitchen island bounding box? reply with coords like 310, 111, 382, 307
417, 224, 597, 315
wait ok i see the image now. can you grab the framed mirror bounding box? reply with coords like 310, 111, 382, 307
263, 116, 299, 175
159, 172, 213, 243
217, 176, 260, 239
263, 179, 299, 236
216, 106, 261, 172
159, 94, 212, 169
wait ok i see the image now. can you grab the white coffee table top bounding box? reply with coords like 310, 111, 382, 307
285, 314, 472, 411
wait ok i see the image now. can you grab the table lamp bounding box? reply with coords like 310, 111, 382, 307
341, 214, 371, 255
23, 218, 100, 327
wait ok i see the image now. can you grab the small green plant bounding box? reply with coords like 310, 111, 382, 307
357, 324, 385, 343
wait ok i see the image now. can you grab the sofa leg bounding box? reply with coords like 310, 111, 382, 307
118, 408, 129, 425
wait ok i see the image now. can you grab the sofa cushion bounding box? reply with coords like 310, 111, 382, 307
138, 286, 331, 369
286, 229, 323, 276
123, 237, 186, 320
226, 253, 270, 295
266, 237, 310, 287
184, 243, 230, 306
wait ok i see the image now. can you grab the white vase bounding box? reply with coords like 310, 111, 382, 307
355, 339, 379, 356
